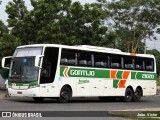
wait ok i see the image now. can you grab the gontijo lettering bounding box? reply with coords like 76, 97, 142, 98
70, 70, 95, 77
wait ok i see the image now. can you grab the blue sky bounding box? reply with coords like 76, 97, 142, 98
0, 0, 160, 51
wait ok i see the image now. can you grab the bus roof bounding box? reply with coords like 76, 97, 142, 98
17, 44, 155, 58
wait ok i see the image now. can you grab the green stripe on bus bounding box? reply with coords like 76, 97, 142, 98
60, 67, 110, 78
8, 81, 38, 86
131, 72, 136, 79
116, 71, 123, 79
68, 68, 110, 78
131, 72, 156, 80
60, 67, 65, 77
60, 67, 156, 80
113, 80, 119, 88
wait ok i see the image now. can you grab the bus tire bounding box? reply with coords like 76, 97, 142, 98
123, 88, 133, 102
57, 86, 71, 103
133, 88, 142, 102
33, 97, 44, 103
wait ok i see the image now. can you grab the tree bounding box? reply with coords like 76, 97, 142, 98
98, 0, 160, 53
0, 0, 21, 60
6, 0, 108, 46
68, 2, 108, 46
0, 20, 21, 60
0, 20, 20, 79
6, 0, 29, 44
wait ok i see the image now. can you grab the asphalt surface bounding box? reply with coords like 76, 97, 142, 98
0, 95, 160, 111
0, 89, 160, 120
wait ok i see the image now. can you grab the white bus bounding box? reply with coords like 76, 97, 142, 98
2, 44, 157, 103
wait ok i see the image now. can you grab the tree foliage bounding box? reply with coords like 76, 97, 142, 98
0, 20, 21, 78
6, 0, 29, 44
98, 0, 160, 53
0, 0, 160, 68
5, 0, 108, 46
0, 21, 20, 61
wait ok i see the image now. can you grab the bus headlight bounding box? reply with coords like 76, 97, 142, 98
28, 85, 39, 89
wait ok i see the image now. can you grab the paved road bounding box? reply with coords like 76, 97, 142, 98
1, 95, 160, 111
0, 90, 160, 120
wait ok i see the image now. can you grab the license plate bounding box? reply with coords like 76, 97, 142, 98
17, 91, 22, 94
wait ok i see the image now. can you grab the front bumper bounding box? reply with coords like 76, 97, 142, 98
8, 87, 40, 97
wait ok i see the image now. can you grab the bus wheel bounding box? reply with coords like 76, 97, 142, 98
57, 86, 71, 103
133, 88, 142, 102
33, 97, 44, 103
123, 88, 133, 102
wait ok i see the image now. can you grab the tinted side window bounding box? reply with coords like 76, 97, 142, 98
60, 49, 77, 66
134, 57, 144, 70
77, 51, 92, 67
110, 55, 122, 69
94, 53, 108, 68
124, 57, 134, 70
144, 58, 154, 71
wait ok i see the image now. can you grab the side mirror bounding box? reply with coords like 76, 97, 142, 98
2, 56, 13, 69
35, 55, 44, 68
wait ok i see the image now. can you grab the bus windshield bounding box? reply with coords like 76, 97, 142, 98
9, 47, 43, 83
9, 57, 39, 82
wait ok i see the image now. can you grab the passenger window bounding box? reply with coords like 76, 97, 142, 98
145, 59, 154, 71
60, 58, 68, 65
94, 53, 108, 68
124, 57, 134, 70
134, 58, 144, 70
78, 51, 92, 66
60, 49, 77, 66
110, 55, 122, 69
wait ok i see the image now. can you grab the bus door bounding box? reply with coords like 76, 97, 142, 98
39, 47, 59, 97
